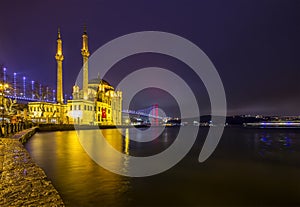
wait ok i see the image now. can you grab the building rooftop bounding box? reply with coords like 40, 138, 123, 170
88, 77, 111, 86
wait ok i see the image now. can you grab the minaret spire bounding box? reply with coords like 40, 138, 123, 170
81, 25, 90, 100
55, 27, 64, 104
57, 27, 61, 39
83, 24, 87, 34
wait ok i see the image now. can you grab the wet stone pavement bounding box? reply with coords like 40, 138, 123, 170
0, 137, 64, 206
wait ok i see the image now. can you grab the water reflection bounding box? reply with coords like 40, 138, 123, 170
252, 131, 298, 164
25, 131, 131, 206
124, 128, 130, 155
25, 128, 300, 206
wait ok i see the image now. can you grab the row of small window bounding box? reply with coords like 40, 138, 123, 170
97, 114, 103, 122
97, 107, 110, 114
98, 98, 112, 105
30, 107, 59, 113
69, 105, 113, 113
97, 114, 111, 121
70, 105, 93, 111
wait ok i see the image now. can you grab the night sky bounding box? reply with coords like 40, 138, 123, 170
1, 0, 300, 116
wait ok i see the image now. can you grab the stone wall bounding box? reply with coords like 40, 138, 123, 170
11, 127, 39, 144
0, 128, 65, 206
37, 124, 75, 132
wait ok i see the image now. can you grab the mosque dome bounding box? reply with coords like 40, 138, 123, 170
88, 76, 114, 93
88, 77, 111, 86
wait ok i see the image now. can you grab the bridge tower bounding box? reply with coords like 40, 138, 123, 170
151, 104, 159, 126
81, 25, 90, 100
55, 28, 64, 104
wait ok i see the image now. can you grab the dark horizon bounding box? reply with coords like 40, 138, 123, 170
1, 0, 300, 116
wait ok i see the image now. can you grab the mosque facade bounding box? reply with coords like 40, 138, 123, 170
28, 27, 122, 125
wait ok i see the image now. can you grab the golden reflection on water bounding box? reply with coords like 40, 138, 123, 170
25, 128, 300, 206
77, 128, 133, 176
125, 128, 130, 155
100, 129, 123, 152
28, 130, 131, 206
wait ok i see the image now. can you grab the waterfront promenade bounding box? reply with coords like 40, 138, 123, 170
0, 127, 64, 206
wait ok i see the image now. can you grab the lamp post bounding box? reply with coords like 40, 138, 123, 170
0, 83, 9, 124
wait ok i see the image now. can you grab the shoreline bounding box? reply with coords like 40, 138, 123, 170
36, 123, 300, 133
2, 124, 299, 206
0, 127, 65, 206
36, 123, 153, 132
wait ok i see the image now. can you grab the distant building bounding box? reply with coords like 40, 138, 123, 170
68, 77, 122, 125
28, 27, 122, 125
28, 102, 67, 124
94, 78, 122, 125
67, 27, 122, 125
28, 28, 67, 124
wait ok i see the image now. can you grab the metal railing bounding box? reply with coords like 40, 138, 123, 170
0, 122, 34, 138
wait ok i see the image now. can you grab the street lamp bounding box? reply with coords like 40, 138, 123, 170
0, 83, 9, 124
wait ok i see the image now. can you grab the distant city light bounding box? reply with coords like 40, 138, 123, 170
46, 87, 49, 100
1, 69, 55, 102
3, 67, 7, 82
13, 73, 16, 96
32, 81, 35, 99
23, 76, 26, 97
39, 84, 42, 98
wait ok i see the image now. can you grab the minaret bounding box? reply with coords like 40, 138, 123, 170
55, 27, 64, 104
81, 25, 90, 100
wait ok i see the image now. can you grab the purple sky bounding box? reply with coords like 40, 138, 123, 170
1, 0, 300, 116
